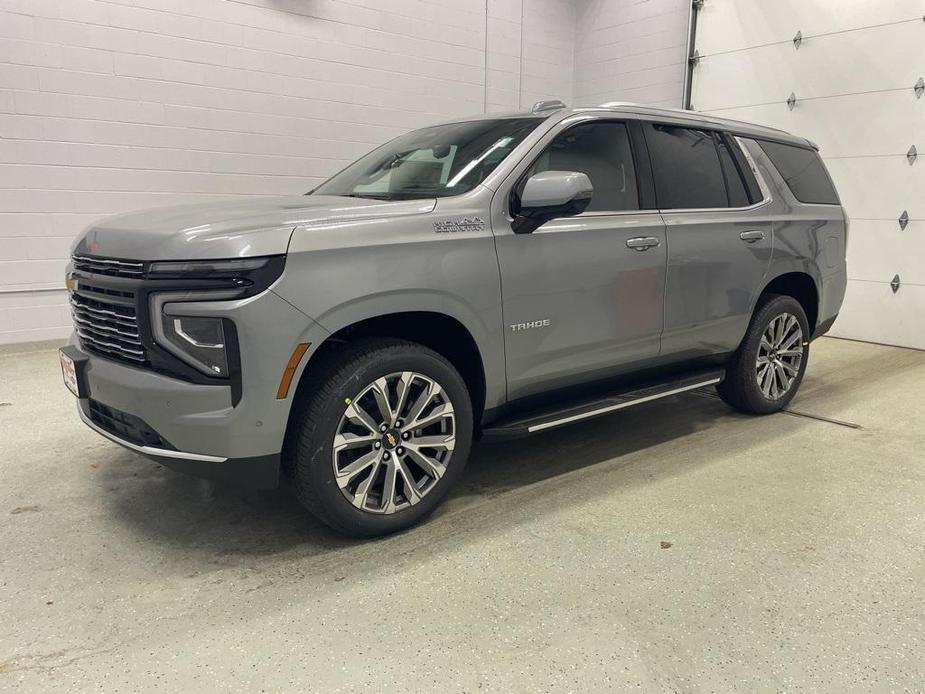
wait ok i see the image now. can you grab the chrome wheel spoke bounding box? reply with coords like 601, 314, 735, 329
337, 448, 381, 487
778, 359, 798, 377
370, 377, 394, 424
345, 401, 380, 434
350, 460, 381, 509
773, 363, 787, 397
406, 402, 454, 432
333, 431, 378, 453
393, 371, 414, 421
396, 459, 423, 505
405, 381, 441, 426
759, 363, 774, 397
407, 434, 455, 451
774, 316, 786, 346
380, 459, 398, 513
779, 320, 800, 350
404, 444, 446, 480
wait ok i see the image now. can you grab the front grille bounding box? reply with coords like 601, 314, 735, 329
73, 255, 144, 278
88, 399, 175, 449
71, 290, 147, 364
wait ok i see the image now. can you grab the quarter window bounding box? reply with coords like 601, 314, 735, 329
725, 135, 763, 203
644, 123, 728, 209
522, 121, 639, 212
756, 139, 840, 205
716, 135, 751, 207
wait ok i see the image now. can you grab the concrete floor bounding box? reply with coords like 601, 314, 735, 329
0, 337, 923, 692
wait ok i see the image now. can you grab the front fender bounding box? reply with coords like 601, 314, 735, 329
273, 238, 506, 410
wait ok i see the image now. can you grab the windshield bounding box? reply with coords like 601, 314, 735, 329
312, 117, 544, 200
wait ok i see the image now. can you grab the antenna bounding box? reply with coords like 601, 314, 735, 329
532, 100, 567, 113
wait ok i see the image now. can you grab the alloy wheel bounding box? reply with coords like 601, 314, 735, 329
756, 312, 804, 399
332, 371, 456, 514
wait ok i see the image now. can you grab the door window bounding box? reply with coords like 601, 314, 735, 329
521, 121, 639, 212
645, 124, 728, 209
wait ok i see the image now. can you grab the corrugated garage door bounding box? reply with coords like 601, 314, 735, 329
690, 1, 925, 349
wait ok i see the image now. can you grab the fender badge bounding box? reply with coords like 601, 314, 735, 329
434, 217, 485, 233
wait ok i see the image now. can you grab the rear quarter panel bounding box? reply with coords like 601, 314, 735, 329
742, 139, 847, 330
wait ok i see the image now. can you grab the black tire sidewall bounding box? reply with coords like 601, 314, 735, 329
294, 342, 473, 537
731, 295, 810, 413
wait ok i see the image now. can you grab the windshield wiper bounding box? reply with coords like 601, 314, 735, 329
341, 192, 397, 200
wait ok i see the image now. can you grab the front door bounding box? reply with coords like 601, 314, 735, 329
492, 119, 667, 400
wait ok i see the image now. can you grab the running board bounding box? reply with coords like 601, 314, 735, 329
481, 369, 724, 440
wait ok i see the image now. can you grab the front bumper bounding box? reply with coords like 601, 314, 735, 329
69, 288, 329, 488
76, 398, 280, 488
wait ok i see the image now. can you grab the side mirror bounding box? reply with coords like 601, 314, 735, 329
512, 171, 593, 234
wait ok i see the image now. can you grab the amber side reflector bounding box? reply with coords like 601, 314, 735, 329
276, 342, 311, 399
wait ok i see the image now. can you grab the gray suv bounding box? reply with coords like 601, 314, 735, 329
61, 101, 847, 537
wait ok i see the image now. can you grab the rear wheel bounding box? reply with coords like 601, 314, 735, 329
287, 338, 472, 537
717, 295, 810, 414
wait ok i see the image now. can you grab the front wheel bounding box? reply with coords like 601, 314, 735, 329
287, 339, 473, 538
717, 294, 810, 414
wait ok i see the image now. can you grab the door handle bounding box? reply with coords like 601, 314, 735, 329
739, 230, 765, 243
626, 236, 661, 251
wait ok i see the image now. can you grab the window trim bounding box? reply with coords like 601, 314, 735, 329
640, 120, 773, 214
508, 118, 650, 218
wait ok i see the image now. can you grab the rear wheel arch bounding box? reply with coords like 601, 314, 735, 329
757, 271, 819, 332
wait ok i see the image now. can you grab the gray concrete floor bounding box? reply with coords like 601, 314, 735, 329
1, 337, 923, 692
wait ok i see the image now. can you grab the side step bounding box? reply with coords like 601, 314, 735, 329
481, 369, 724, 440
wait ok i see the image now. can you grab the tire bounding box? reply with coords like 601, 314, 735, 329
716, 294, 810, 415
286, 338, 473, 538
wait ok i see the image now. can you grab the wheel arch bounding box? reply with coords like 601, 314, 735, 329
758, 270, 819, 331
291, 309, 491, 428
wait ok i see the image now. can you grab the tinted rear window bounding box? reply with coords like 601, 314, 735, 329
756, 140, 839, 205
645, 123, 728, 209
726, 135, 763, 203
716, 135, 751, 207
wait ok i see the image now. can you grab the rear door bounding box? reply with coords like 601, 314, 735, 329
491, 117, 667, 400
643, 122, 773, 359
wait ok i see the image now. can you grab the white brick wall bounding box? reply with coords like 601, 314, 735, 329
573, 0, 689, 108
1, 0, 674, 344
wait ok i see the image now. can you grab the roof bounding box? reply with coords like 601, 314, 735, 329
460, 101, 811, 148
572, 102, 807, 146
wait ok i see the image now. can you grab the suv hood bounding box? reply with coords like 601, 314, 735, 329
71, 195, 437, 260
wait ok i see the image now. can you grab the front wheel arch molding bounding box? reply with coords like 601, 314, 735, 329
284, 305, 493, 449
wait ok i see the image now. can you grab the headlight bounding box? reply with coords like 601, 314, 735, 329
162, 315, 228, 376
150, 290, 240, 378
148, 258, 269, 276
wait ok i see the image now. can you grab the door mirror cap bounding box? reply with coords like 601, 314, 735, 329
513, 171, 593, 233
